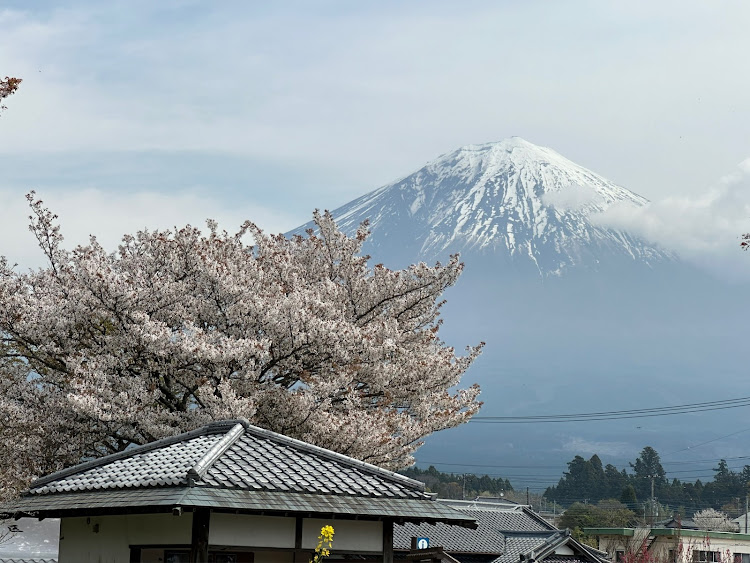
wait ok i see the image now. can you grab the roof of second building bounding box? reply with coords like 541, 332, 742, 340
396, 504, 608, 563
395, 505, 556, 555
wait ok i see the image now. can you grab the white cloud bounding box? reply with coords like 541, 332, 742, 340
541, 184, 605, 212
592, 158, 750, 280
3, 2, 750, 201
0, 188, 296, 270
562, 437, 632, 458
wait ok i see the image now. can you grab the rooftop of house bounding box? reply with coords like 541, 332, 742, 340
583, 526, 750, 541
0, 419, 475, 527
395, 503, 608, 563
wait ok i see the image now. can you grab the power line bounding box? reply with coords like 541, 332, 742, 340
665, 428, 750, 456
471, 396, 750, 423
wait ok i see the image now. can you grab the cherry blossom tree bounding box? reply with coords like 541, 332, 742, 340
693, 508, 737, 532
0, 77, 22, 116
0, 193, 483, 499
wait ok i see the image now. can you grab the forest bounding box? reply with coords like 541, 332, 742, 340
545, 447, 750, 517
401, 465, 513, 501
406, 446, 750, 519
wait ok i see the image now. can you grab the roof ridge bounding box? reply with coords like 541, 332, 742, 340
242, 423, 427, 492
504, 531, 561, 537
187, 422, 245, 484
29, 422, 230, 491
439, 500, 525, 512
521, 505, 559, 530
523, 530, 567, 561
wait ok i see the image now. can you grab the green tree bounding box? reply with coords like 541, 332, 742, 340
631, 446, 666, 501
595, 499, 636, 527
621, 484, 638, 505
560, 502, 599, 529
631, 446, 666, 481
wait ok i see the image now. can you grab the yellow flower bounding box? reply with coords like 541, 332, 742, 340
310, 525, 335, 563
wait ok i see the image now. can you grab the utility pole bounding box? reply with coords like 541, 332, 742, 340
650, 475, 656, 526
745, 490, 749, 534
526, 487, 530, 506
462, 474, 466, 501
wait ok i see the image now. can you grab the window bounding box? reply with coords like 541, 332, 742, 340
733, 554, 750, 563
136, 548, 252, 563
693, 551, 721, 563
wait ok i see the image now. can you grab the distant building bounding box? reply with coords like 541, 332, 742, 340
734, 514, 750, 535
585, 526, 750, 563
396, 501, 609, 563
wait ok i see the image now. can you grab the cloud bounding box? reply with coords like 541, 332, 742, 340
562, 437, 632, 458
592, 159, 750, 281
0, 188, 297, 270
541, 184, 605, 212
3, 2, 750, 202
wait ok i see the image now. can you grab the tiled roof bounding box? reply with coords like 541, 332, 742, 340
0, 559, 57, 563
1, 488, 467, 522
496, 533, 557, 563
200, 431, 424, 498
2, 420, 475, 527
543, 557, 597, 563
29, 420, 423, 499
395, 504, 607, 563
394, 506, 556, 553
32, 434, 221, 494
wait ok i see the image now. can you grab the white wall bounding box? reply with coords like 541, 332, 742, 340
58, 512, 385, 562
302, 518, 382, 553
59, 513, 192, 563
598, 531, 750, 563
209, 514, 296, 548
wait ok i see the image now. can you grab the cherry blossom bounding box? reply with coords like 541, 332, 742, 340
0, 193, 483, 499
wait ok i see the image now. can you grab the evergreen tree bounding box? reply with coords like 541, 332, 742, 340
621, 484, 638, 506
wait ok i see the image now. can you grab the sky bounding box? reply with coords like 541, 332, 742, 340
1, 1, 750, 274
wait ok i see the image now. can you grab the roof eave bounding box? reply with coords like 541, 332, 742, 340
1, 488, 478, 528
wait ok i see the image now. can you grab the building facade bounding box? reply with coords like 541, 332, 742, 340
585, 527, 750, 563
1, 419, 475, 563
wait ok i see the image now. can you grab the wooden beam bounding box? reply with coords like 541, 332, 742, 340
190, 507, 211, 563
383, 518, 394, 563
293, 517, 306, 563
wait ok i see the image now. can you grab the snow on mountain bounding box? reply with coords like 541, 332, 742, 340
295, 137, 671, 276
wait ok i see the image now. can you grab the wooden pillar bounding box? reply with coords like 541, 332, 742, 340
190, 507, 211, 563
383, 519, 394, 563
293, 517, 306, 563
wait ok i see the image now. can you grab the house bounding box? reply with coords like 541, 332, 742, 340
0, 419, 475, 563
734, 515, 750, 535
395, 500, 609, 563
584, 525, 750, 563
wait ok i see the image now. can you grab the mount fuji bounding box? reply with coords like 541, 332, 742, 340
290, 138, 749, 487
296, 137, 671, 276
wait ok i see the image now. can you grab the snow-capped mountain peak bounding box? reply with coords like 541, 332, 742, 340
295, 138, 669, 276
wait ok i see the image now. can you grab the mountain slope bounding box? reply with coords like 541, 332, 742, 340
296, 137, 671, 276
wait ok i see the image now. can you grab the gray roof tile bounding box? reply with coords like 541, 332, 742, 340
395, 504, 608, 563
395, 506, 555, 554
1, 488, 474, 526
28, 420, 424, 499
